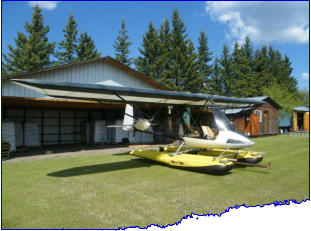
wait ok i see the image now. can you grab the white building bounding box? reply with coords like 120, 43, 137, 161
2, 56, 168, 148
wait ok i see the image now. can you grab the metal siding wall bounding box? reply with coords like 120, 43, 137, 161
60, 111, 74, 144
3, 61, 157, 97
6, 109, 23, 147
76, 111, 88, 143
44, 110, 59, 145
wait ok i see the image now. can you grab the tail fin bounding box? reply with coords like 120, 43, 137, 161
123, 104, 135, 131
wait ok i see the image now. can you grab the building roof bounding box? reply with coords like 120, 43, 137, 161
294, 106, 309, 112
224, 107, 254, 114
2, 56, 169, 90
247, 96, 281, 109
224, 96, 281, 114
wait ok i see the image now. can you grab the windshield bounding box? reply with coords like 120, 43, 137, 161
210, 104, 240, 133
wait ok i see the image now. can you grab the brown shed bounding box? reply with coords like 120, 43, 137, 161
293, 107, 309, 131
225, 96, 281, 136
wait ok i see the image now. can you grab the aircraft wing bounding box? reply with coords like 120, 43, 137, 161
11, 79, 265, 106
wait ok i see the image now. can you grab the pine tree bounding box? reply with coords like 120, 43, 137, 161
280, 55, 297, 93
169, 8, 202, 92
267, 46, 297, 93
157, 18, 173, 88
113, 18, 133, 66
75, 32, 100, 62
232, 41, 258, 97
135, 21, 161, 80
242, 36, 254, 69
231, 42, 242, 96
2, 6, 55, 75
169, 8, 189, 90
55, 14, 78, 65
268, 46, 282, 84
182, 40, 200, 92
254, 45, 271, 94
22, 6, 55, 70
218, 44, 233, 96
209, 59, 223, 95
2, 32, 27, 76
197, 30, 213, 93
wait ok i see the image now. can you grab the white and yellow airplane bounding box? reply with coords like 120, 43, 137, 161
12, 79, 270, 174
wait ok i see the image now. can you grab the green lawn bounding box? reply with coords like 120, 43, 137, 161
2, 135, 309, 229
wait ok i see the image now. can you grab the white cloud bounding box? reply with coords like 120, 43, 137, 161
28, 1, 60, 10
205, 1, 309, 44
301, 72, 309, 80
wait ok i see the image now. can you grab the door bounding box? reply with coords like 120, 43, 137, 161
263, 111, 268, 134
304, 112, 309, 131
250, 114, 259, 136
293, 112, 297, 131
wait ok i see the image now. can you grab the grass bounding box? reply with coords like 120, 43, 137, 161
2, 135, 309, 229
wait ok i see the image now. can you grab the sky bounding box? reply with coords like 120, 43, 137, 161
1, 1, 310, 90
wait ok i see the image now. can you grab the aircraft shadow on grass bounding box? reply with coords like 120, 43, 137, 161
234, 165, 270, 174
47, 158, 154, 177
47, 157, 234, 177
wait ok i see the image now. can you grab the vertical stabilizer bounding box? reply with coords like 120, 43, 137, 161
123, 104, 135, 131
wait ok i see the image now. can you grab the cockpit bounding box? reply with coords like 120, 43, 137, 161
182, 103, 249, 140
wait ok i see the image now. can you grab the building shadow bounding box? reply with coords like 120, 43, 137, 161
47, 158, 154, 177
10, 144, 131, 159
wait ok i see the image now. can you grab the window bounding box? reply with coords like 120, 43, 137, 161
254, 110, 263, 122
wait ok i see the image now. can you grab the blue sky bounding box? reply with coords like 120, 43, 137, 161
1, 1, 310, 89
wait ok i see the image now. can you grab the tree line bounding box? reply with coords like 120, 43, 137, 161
2, 6, 307, 109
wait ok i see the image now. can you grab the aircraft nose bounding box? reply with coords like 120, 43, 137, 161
248, 138, 255, 146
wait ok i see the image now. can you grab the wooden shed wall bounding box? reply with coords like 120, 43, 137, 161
228, 102, 279, 136
253, 103, 279, 135
304, 112, 309, 131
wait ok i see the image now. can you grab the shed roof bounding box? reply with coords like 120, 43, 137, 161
294, 106, 309, 112
246, 96, 281, 109
224, 107, 254, 114
2, 56, 168, 90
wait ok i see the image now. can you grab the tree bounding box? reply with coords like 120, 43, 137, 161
197, 30, 213, 93
280, 55, 297, 93
182, 41, 200, 92
218, 44, 233, 96
75, 32, 100, 62
242, 36, 254, 70
2, 6, 55, 75
135, 21, 161, 80
157, 18, 173, 87
267, 46, 298, 94
262, 82, 302, 113
169, 8, 202, 92
169, 8, 189, 90
253, 45, 271, 94
209, 59, 223, 95
231, 41, 258, 97
113, 18, 133, 66
21, 6, 55, 70
55, 14, 78, 65
2, 32, 27, 76
298, 88, 309, 106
